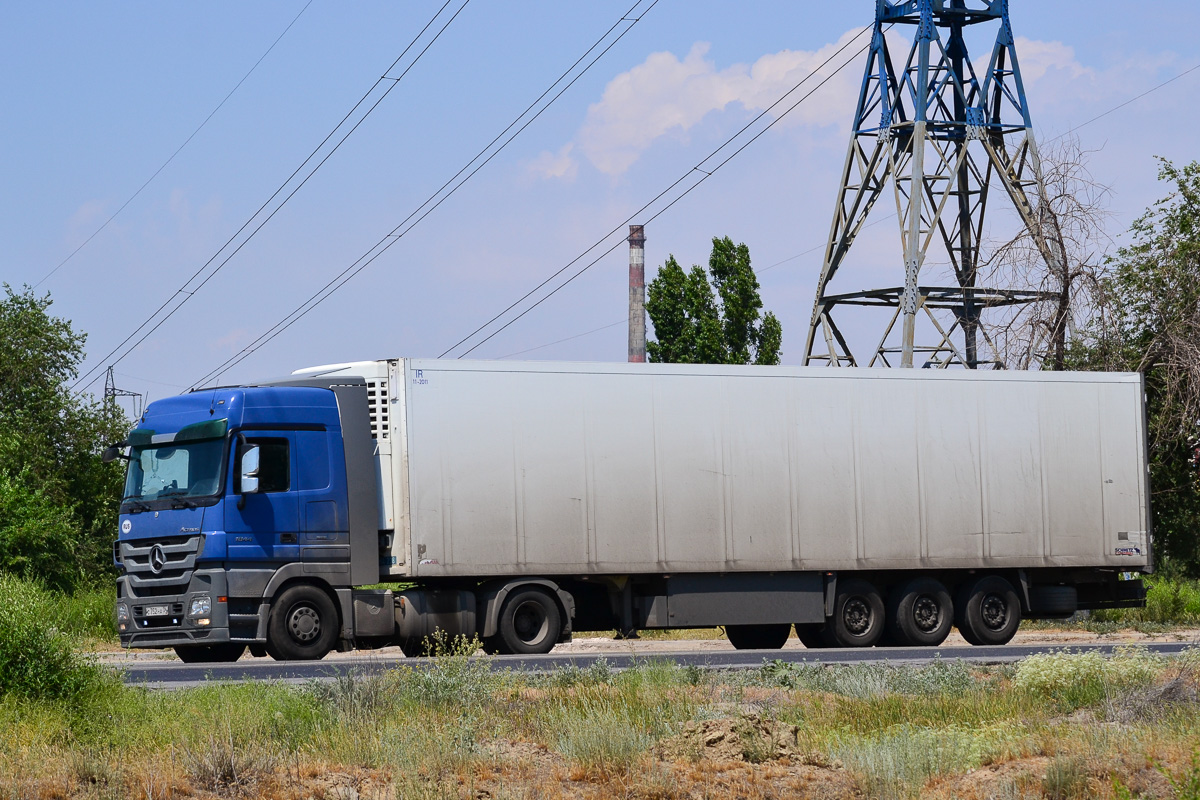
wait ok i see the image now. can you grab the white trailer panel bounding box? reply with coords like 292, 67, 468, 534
321, 360, 1147, 578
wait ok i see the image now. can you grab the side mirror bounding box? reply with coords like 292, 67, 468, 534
102, 442, 130, 463
236, 443, 260, 511
240, 445, 261, 495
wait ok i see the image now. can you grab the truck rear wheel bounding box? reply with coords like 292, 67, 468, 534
886, 578, 953, 647
725, 623, 791, 650
822, 579, 885, 648
173, 643, 246, 663
955, 576, 1021, 646
266, 585, 338, 661
496, 588, 561, 655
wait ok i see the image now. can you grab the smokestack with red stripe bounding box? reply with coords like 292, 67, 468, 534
628, 224, 646, 363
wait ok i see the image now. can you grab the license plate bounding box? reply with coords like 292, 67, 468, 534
143, 605, 169, 617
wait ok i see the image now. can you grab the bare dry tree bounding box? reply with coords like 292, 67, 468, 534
978, 136, 1114, 370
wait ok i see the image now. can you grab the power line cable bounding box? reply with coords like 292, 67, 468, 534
446, 25, 876, 359
73, 0, 468, 393
188, 0, 658, 389
451, 56, 1200, 360
35, 0, 314, 289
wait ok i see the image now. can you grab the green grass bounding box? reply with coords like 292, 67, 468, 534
0, 647, 1198, 798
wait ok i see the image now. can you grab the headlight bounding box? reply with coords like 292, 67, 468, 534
116, 604, 129, 632
189, 595, 211, 618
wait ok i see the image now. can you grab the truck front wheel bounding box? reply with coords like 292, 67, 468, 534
266, 585, 338, 661
955, 576, 1021, 646
496, 588, 561, 655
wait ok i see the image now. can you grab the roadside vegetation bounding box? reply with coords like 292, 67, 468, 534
1, 632, 1199, 799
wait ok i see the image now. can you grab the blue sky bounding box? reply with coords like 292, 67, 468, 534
2, 1, 1197, 405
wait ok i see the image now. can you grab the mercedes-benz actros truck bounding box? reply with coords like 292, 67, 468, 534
108, 359, 1149, 662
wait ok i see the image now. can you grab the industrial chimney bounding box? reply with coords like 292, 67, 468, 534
627, 225, 646, 363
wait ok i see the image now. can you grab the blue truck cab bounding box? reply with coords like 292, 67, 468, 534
113, 376, 388, 662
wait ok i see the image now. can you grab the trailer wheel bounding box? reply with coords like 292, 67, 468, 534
886, 578, 953, 646
822, 579, 885, 648
956, 576, 1021, 646
173, 643, 246, 663
794, 624, 827, 649
496, 588, 561, 655
725, 624, 791, 650
265, 585, 338, 661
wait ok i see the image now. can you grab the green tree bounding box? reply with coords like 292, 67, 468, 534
646, 236, 782, 365
1070, 160, 1200, 574
0, 285, 128, 588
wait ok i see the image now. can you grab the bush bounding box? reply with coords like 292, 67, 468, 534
0, 471, 83, 592
1094, 576, 1200, 625
0, 573, 112, 701
1013, 648, 1162, 707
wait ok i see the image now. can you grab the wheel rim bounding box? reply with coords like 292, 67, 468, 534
287, 604, 321, 643
843, 597, 872, 636
912, 595, 941, 633
980, 593, 1009, 631
512, 600, 549, 644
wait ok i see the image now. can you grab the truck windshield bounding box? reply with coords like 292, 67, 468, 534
123, 438, 226, 502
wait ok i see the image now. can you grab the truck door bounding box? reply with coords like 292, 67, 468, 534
293, 429, 350, 562
225, 433, 299, 561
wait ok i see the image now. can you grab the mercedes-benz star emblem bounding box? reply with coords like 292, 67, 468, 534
149, 544, 167, 575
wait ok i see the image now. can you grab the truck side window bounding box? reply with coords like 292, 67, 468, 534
249, 438, 290, 493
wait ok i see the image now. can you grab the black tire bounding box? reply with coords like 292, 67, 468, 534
265, 584, 339, 661
725, 623, 791, 650
821, 578, 885, 648
956, 575, 1021, 646
496, 588, 562, 655
886, 577, 954, 647
173, 643, 246, 663
793, 623, 827, 649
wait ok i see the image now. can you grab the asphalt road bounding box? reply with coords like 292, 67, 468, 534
117, 641, 1196, 689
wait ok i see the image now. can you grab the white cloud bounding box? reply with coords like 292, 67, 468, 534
1013, 37, 1092, 85
538, 30, 865, 178
526, 142, 578, 180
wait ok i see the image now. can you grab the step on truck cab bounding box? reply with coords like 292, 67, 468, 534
109, 359, 1150, 662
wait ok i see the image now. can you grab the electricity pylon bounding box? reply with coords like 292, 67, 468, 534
804, 0, 1060, 369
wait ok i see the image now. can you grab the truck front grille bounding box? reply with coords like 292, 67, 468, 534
119, 535, 203, 598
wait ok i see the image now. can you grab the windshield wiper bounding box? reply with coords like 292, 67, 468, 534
159, 489, 200, 509
124, 497, 151, 513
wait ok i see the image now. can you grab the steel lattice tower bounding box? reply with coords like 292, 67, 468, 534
804, 0, 1060, 369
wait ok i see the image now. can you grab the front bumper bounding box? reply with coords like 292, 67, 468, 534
117, 568, 237, 648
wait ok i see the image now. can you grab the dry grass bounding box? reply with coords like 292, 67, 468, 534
1, 648, 1199, 799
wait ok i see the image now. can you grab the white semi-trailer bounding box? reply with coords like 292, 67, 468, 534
111, 360, 1149, 661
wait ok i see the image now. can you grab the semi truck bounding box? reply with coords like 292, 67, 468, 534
108, 359, 1150, 662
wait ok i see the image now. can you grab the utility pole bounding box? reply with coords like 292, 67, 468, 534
804, 0, 1059, 369
104, 366, 143, 420
627, 225, 647, 363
